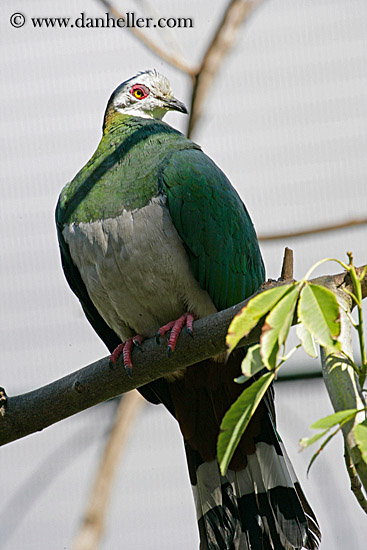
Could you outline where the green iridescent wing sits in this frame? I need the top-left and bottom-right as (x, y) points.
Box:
(161, 148), (265, 311)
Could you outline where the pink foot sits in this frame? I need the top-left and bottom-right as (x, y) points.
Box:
(156, 313), (194, 356)
(110, 335), (144, 377)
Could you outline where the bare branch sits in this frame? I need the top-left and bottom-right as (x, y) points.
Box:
(1, 265), (366, 448)
(136, 0), (185, 59)
(96, 0), (197, 75)
(187, 0), (265, 137)
(258, 217), (367, 242)
(73, 391), (145, 550)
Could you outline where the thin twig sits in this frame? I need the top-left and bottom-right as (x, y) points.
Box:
(73, 392), (146, 550)
(187, 0), (265, 137)
(96, 0), (197, 75)
(135, 0), (185, 59)
(258, 217), (367, 242)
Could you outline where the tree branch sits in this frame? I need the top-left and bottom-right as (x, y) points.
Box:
(1, 265), (366, 447)
(187, 0), (265, 137)
(72, 391), (145, 550)
(96, 0), (197, 75)
(258, 217), (367, 241)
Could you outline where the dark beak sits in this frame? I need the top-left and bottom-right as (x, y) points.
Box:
(164, 97), (188, 114)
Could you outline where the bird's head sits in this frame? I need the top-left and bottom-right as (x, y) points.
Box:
(104, 70), (188, 126)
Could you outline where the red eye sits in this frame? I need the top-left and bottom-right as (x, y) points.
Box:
(130, 84), (149, 100)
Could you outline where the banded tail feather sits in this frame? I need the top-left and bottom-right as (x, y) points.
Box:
(186, 433), (320, 549)
(168, 357), (320, 550)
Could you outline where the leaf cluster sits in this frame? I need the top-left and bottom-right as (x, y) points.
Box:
(218, 256), (367, 477)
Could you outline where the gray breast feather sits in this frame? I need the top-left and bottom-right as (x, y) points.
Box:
(63, 196), (217, 340)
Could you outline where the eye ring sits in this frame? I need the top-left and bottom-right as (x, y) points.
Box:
(130, 84), (150, 100)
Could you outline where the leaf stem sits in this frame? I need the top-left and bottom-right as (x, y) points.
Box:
(278, 344), (301, 364)
(302, 257), (348, 283)
(347, 253), (367, 387)
(306, 415), (355, 475)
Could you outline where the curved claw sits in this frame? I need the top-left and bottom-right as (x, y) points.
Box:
(157, 313), (195, 356)
(133, 335), (144, 352)
(109, 335), (144, 377)
(186, 314), (194, 337)
(125, 365), (133, 378)
(156, 320), (176, 344)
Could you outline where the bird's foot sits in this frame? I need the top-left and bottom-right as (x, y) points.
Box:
(156, 313), (194, 356)
(109, 335), (144, 378)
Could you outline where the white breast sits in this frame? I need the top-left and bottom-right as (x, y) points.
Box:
(63, 196), (217, 341)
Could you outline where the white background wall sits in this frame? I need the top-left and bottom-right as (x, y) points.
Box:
(1, 1), (366, 548)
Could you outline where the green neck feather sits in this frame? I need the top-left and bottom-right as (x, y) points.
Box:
(58, 115), (195, 225)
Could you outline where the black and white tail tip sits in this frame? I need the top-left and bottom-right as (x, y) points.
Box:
(188, 442), (320, 550)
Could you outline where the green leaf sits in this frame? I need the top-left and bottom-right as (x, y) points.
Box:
(306, 425), (342, 475)
(260, 284), (301, 369)
(300, 429), (330, 449)
(240, 344), (264, 380)
(226, 284), (294, 355)
(296, 323), (318, 358)
(234, 374), (248, 384)
(298, 283), (341, 352)
(310, 409), (358, 430)
(300, 409), (359, 449)
(218, 372), (275, 475)
(299, 409), (360, 473)
(354, 420), (367, 464)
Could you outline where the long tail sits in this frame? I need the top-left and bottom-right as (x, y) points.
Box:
(168, 355), (321, 549)
(185, 434), (320, 549)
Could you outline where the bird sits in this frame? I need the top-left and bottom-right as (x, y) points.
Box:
(56, 69), (320, 549)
